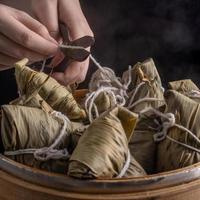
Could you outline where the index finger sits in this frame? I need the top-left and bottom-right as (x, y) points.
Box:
(0, 16), (58, 56)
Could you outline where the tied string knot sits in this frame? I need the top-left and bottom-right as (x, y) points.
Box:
(34, 147), (69, 161)
(142, 108), (200, 154)
(153, 112), (175, 142)
(33, 111), (71, 161)
(4, 111), (71, 161)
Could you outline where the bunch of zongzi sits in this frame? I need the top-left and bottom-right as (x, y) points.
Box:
(1, 56), (200, 181)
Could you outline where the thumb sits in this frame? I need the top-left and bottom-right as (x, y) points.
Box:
(58, 0), (93, 41)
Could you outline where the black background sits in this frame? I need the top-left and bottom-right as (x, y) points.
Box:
(1, 0), (200, 105)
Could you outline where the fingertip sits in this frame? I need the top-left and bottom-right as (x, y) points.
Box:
(46, 42), (59, 56)
(47, 35), (58, 45)
(37, 25), (58, 45)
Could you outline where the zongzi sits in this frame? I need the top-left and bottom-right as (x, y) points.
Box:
(1, 105), (73, 173)
(15, 58), (86, 120)
(123, 58), (165, 113)
(157, 90), (200, 172)
(68, 106), (145, 179)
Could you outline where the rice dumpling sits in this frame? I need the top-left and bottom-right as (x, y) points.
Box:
(157, 90), (200, 172)
(1, 105), (73, 173)
(68, 106), (145, 179)
(15, 58), (86, 120)
(85, 88), (118, 123)
(123, 58), (165, 113)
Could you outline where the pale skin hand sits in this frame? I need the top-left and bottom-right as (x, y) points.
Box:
(32, 0), (94, 85)
(0, 3), (58, 70)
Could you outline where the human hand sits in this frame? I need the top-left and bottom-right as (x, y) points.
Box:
(0, 3), (58, 71)
(32, 0), (94, 85)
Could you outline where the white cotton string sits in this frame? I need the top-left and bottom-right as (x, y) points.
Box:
(186, 90), (200, 99)
(153, 113), (175, 142)
(116, 150), (131, 178)
(85, 86), (118, 112)
(144, 108), (200, 154)
(166, 135), (200, 154)
(90, 55), (112, 77)
(17, 89), (22, 98)
(150, 108), (200, 144)
(116, 94), (126, 106)
(85, 86), (118, 123)
(173, 123), (200, 144)
(33, 111), (71, 161)
(93, 103), (99, 118)
(46, 111), (71, 149)
(40, 59), (46, 72)
(34, 148), (69, 161)
(139, 107), (168, 119)
(127, 82), (146, 107)
(118, 65), (132, 99)
(89, 55), (135, 117)
(127, 97), (164, 110)
(4, 111), (71, 161)
(89, 70), (114, 91)
(59, 44), (85, 50)
(5, 149), (37, 156)
(89, 55), (130, 95)
(123, 65), (132, 88)
(161, 86), (165, 93)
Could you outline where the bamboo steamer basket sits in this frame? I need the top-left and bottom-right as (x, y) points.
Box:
(1, 154), (200, 200)
(1, 90), (200, 200)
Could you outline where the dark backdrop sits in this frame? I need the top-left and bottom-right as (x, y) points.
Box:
(1, 0), (200, 104)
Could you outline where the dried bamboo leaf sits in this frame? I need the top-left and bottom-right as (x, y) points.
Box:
(124, 155), (146, 177)
(168, 79), (200, 103)
(168, 79), (199, 92)
(89, 67), (118, 91)
(68, 106), (145, 179)
(93, 92), (113, 114)
(123, 58), (165, 113)
(67, 122), (89, 154)
(10, 93), (53, 114)
(14, 58), (86, 120)
(129, 109), (163, 174)
(157, 90), (200, 172)
(1, 105), (72, 173)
